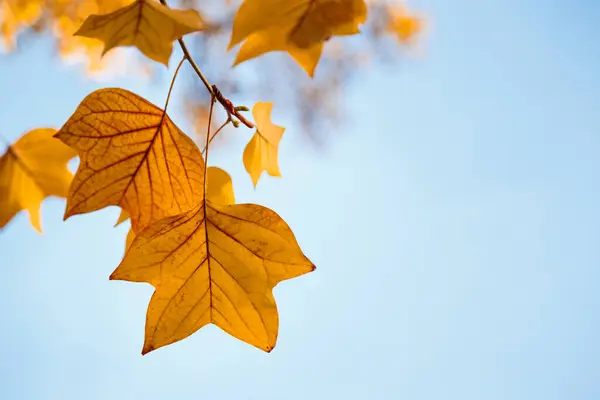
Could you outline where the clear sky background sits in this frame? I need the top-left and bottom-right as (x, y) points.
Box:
(1, 0), (600, 399)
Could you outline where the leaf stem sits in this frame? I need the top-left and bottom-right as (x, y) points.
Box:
(159, 0), (254, 129)
(163, 56), (186, 113)
(201, 117), (231, 155)
(204, 96), (216, 199)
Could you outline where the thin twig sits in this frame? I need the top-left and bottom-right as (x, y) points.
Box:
(204, 96), (215, 199)
(163, 56), (186, 112)
(201, 117), (231, 155)
(159, 0), (254, 129)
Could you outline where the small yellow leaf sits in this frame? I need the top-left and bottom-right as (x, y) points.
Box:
(0, 128), (77, 232)
(387, 6), (422, 43)
(111, 201), (315, 354)
(229, 0), (366, 75)
(74, 0), (205, 66)
(115, 209), (129, 227)
(243, 102), (285, 187)
(207, 167), (235, 206)
(55, 88), (205, 234)
(229, 0), (367, 49)
(233, 27), (323, 77)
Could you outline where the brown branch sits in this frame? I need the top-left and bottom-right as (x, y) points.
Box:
(159, 0), (254, 129)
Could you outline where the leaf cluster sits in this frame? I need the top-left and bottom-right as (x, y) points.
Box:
(0, 0), (422, 354)
(1, 0), (422, 140)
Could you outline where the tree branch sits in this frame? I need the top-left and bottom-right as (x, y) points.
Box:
(159, 0), (254, 129)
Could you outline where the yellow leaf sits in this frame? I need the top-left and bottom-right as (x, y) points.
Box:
(125, 226), (135, 252)
(111, 200), (315, 353)
(55, 88), (205, 234)
(387, 5), (422, 43)
(243, 102), (285, 187)
(0, 128), (77, 232)
(115, 209), (129, 227)
(233, 27), (323, 77)
(74, 0), (205, 66)
(230, 0), (367, 49)
(229, 0), (366, 74)
(207, 166), (235, 206)
(0, 0), (44, 51)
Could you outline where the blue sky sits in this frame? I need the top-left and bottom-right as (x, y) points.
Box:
(1, 0), (600, 398)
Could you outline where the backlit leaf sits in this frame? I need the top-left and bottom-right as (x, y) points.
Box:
(207, 166), (235, 206)
(111, 200), (315, 354)
(243, 102), (285, 187)
(75, 0), (205, 66)
(0, 128), (77, 232)
(115, 209), (129, 227)
(387, 5), (422, 43)
(55, 88), (205, 234)
(125, 226), (136, 252)
(123, 166), (233, 254)
(229, 0), (366, 73)
(233, 27), (323, 77)
(230, 0), (367, 49)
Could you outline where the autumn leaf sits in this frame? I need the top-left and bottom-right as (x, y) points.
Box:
(115, 209), (129, 227)
(387, 5), (422, 43)
(55, 88), (205, 234)
(228, 0), (366, 74)
(111, 165), (314, 353)
(230, 0), (365, 76)
(229, 0), (367, 50)
(125, 226), (136, 252)
(74, 0), (205, 66)
(243, 102), (285, 187)
(122, 166), (231, 257)
(0, 128), (77, 232)
(0, 0), (44, 51)
(233, 28), (323, 77)
(207, 166), (235, 206)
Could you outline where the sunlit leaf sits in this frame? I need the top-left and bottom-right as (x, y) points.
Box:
(115, 209), (129, 226)
(75, 0), (205, 66)
(207, 166), (235, 206)
(55, 88), (205, 234)
(125, 226), (135, 252)
(243, 102), (285, 187)
(387, 5), (422, 43)
(111, 199), (315, 354)
(229, 0), (367, 49)
(233, 27), (323, 77)
(229, 0), (366, 74)
(0, 128), (77, 232)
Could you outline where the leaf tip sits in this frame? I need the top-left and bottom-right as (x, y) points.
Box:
(108, 267), (123, 281)
(62, 208), (75, 221)
(141, 344), (154, 355)
(226, 38), (237, 52)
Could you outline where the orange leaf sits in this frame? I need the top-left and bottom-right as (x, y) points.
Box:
(387, 5), (422, 43)
(233, 27), (323, 77)
(115, 209), (129, 227)
(55, 88), (205, 233)
(111, 199), (314, 353)
(0, 128), (76, 232)
(229, 0), (366, 75)
(243, 102), (285, 187)
(74, 0), (205, 66)
(206, 166), (235, 206)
